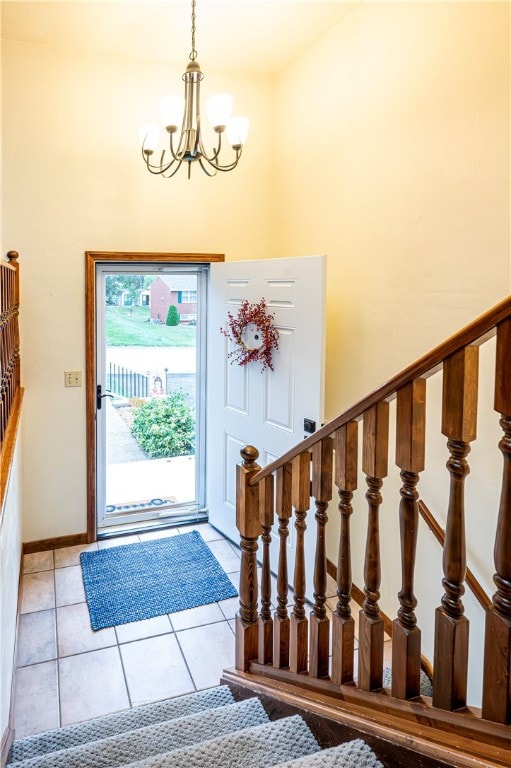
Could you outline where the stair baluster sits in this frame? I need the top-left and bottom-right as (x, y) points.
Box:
(433, 347), (478, 710)
(482, 318), (511, 723)
(289, 451), (310, 673)
(258, 474), (275, 665)
(235, 445), (262, 672)
(331, 422), (358, 686)
(309, 437), (333, 679)
(392, 379), (426, 700)
(273, 462), (292, 669)
(359, 402), (389, 691)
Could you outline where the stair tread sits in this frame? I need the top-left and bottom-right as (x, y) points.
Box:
(8, 685), (234, 764)
(272, 739), (384, 767)
(120, 714), (320, 768)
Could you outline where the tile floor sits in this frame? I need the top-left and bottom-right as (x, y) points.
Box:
(14, 520), (386, 741)
(14, 522), (242, 739)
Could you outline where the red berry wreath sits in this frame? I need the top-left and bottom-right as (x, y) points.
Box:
(220, 298), (279, 371)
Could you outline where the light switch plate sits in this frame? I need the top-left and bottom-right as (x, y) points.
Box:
(65, 370), (82, 387)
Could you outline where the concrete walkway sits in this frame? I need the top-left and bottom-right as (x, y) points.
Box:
(105, 400), (195, 507)
(106, 400), (146, 463)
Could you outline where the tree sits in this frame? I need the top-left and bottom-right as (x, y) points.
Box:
(166, 305), (180, 326)
(105, 275), (153, 306)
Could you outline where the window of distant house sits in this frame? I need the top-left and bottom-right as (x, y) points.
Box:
(178, 290), (197, 303)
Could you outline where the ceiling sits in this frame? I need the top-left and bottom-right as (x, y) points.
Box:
(1, 1), (356, 76)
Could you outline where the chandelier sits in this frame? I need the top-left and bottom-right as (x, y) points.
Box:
(140, 0), (249, 179)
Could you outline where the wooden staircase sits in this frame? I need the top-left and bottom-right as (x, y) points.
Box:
(225, 294), (511, 768)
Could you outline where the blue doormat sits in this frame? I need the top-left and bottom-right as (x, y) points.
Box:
(80, 531), (238, 630)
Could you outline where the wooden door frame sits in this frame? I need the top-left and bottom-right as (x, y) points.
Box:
(85, 251), (225, 543)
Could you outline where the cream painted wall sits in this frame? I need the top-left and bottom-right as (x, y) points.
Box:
(0, 430), (22, 741)
(275, 1), (510, 415)
(274, 1), (509, 705)
(1, 39), (275, 541)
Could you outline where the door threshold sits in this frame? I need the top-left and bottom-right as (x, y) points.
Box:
(97, 510), (209, 539)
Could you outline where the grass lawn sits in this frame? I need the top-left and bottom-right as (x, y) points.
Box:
(106, 306), (196, 347)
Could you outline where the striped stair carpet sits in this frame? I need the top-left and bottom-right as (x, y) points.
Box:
(7, 686), (384, 768)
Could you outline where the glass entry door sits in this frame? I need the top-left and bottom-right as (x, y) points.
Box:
(95, 263), (207, 533)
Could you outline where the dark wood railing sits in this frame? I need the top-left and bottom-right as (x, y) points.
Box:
(0, 251), (22, 515)
(229, 295), (511, 766)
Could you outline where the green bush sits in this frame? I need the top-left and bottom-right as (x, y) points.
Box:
(166, 305), (180, 326)
(130, 392), (195, 458)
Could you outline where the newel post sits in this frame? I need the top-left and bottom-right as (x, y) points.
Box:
(482, 318), (511, 723)
(235, 445), (262, 672)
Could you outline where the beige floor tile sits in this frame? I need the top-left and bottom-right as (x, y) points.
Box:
(206, 539), (241, 574)
(180, 523), (225, 542)
(55, 565), (86, 607)
(170, 602), (226, 632)
(138, 528), (181, 541)
(177, 621), (235, 690)
(59, 647), (130, 725)
(115, 614), (172, 644)
(17, 609), (57, 667)
(218, 596), (239, 621)
(54, 542), (98, 568)
(13, 661), (59, 738)
(120, 633), (194, 707)
(20, 571), (55, 614)
(57, 603), (117, 657)
(22, 550), (54, 574)
(97, 535), (141, 550)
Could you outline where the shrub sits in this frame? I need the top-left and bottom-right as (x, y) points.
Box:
(166, 305), (180, 326)
(130, 391), (195, 458)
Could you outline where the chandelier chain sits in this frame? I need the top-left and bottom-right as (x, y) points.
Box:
(190, 0), (197, 61)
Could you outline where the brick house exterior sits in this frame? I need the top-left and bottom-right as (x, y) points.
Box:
(149, 276), (197, 324)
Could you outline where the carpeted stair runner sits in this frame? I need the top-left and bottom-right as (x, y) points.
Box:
(8, 698), (267, 768)
(7, 686), (384, 768)
(8, 685), (234, 763)
(120, 714), (320, 768)
(272, 739), (384, 767)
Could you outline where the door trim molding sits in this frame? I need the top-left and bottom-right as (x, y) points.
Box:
(85, 251), (225, 543)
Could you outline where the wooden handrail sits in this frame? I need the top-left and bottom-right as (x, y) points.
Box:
(251, 294), (511, 485)
(418, 500), (492, 612)
(0, 251), (22, 522)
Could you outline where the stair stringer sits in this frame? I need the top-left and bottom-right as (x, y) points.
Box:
(222, 668), (511, 768)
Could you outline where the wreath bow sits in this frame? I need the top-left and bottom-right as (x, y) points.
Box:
(220, 298), (279, 371)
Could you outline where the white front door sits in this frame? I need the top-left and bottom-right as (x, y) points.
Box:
(207, 255), (326, 590)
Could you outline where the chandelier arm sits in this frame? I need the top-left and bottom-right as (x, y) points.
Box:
(167, 131), (185, 163)
(198, 158), (217, 176)
(201, 147), (242, 173)
(141, 145), (182, 176)
(199, 130), (223, 163)
(162, 159), (185, 178)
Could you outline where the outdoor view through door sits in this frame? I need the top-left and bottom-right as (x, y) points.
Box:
(96, 265), (207, 533)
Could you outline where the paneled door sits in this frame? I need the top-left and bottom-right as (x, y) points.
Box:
(207, 255), (326, 595)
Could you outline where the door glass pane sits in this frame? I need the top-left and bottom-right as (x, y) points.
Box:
(99, 269), (203, 530)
